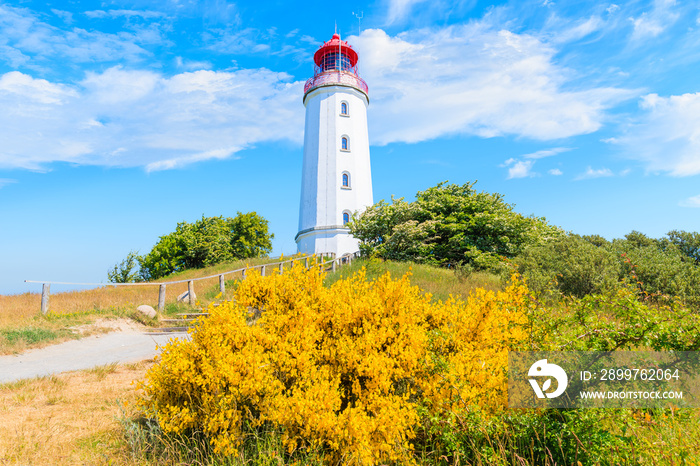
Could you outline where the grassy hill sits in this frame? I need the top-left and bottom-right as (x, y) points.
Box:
(0, 256), (304, 354)
(3, 258), (700, 465)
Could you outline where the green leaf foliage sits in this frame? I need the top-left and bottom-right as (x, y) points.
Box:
(138, 213), (273, 281)
(515, 234), (620, 298)
(108, 250), (141, 283)
(515, 230), (700, 308)
(349, 181), (561, 269)
(666, 229), (700, 264)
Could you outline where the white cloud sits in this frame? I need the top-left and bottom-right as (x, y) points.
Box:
(352, 27), (632, 145)
(548, 168), (563, 175)
(552, 16), (604, 43)
(0, 69), (304, 171)
(502, 147), (569, 178)
(204, 27), (307, 61)
(576, 167), (614, 179)
(175, 56), (213, 71)
(84, 10), (166, 20)
(680, 194), (700, 208)
(386, 0), (431, 24)
(617, 92), (700, 176)
(82, 67), (159, 104)
(0, 5), (155, 67)
(629, 0), (679, 40)
(0, 178), (17, 188)
(0, 71), (77, 104)
(507, 160), (536, 179)
(51, 9), (73, 24)
(522, 147), (571, 159)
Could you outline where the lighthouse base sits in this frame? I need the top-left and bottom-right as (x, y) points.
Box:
(295, 226), (359, 257)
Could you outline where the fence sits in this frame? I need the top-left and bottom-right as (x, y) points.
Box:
(25, 252), (360, 315)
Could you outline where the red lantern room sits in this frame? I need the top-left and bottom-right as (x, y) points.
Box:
(303, 33), (368, 102)
(313, 33), (358, 72)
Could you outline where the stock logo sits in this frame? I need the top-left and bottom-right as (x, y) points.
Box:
(528, 359), (568, 399)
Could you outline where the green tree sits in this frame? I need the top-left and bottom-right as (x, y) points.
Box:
(349, 181), (561, 268)
(612, 236), (700, 307)
(515, 234), (620, 298)
(623, 230), (659, 248)
(229, 211), (275, 258)
(666, 229), (700, 264)
(138, 213), (273, 281)
(516, 230), (700, 308)
(107, 250), (141, 283)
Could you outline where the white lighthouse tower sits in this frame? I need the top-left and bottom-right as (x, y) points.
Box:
(295, 34), (373, 257)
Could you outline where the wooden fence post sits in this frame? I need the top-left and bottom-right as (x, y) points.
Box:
(219, 274), (225, 295)
(332, 258), (337, 272)
(188, 280), (195, 306)
(242, 268), (247, 280)
(158, 284), (166, 312)
(261, 265), (266, 277)
(305, 257), (309, 268)
(279, 262), (284, 274)
(41, 283), (50, 315)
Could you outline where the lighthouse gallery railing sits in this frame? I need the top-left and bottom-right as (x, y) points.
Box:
(304, 71), (368, 95)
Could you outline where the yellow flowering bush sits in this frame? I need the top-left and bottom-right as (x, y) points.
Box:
(138, 261), (531, 464)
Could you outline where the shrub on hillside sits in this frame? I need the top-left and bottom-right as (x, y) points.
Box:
(349, 181), (561, 271)
(456, 276), (700, 465)
(137, 262), (531, 464)
(666, 229), (700, 264)
(612, 234), (700, 308)
(516, 230), (700, 308)
(138, 213), (273, 280)
(515, 234), (621, 299)
(533, 285), (700, 352)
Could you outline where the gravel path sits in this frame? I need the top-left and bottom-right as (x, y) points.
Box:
(0, 329), (189, 384)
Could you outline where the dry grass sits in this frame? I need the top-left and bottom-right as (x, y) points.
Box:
(6, 256), (283, 323)
(0, 360), (152, 465)
(0, 256), (298, 355)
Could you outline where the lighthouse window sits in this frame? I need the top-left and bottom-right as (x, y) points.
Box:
(341, 136), (349, 151)
(343, 211), (350, 225)
(340, 102), (348, 116)
(342, 172), (350, 188)
(320, 52), (351, 72)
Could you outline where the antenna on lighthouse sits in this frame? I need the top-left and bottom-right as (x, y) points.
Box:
(353, 11), (363, 35)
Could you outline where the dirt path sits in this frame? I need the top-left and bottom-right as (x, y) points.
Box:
(0, 320), (188, 384)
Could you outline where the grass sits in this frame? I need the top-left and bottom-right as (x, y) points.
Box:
(324, 257), (504, 301)
(1, 327), (60, 345)
(0, 361), (151, 465)
(3, 258), (700, 464)
(0, 255), (301, 355)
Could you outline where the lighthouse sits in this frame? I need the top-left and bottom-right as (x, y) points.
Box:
(295, 33), (373, 257)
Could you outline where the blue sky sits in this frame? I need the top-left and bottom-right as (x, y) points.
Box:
(1, 0), (700, 295)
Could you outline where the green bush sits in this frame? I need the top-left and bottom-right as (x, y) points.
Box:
(612, 237), (700, 308)
(516, 231), (700, 309)
(515, 234), (621, 299)
(138, 213), (273, 281)
(349, 181), (561, 269)
(666, 229), (700, 264)
(428, 409), (636, 466)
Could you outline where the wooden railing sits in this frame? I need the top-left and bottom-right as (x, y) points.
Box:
(25, 252), (361, 315)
